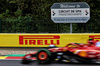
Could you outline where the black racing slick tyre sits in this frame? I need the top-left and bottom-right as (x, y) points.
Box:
(36, 49), (51, 64)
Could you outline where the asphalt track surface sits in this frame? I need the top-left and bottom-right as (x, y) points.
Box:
(0, 60), (100, 66)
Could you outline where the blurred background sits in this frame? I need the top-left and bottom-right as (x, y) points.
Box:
(0, 0), (100, 33)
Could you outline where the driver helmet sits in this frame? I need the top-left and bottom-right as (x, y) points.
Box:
(49, 44), (57, 48)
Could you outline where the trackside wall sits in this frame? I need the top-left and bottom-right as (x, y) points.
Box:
(0, 33), (100, 47)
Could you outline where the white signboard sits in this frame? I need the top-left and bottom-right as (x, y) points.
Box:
(51, 2), (90, 23)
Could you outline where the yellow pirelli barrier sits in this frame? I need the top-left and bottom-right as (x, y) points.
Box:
(0, 33), (100, 47)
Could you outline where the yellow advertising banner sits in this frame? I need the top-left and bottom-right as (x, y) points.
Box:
(0, 33), (100, 47)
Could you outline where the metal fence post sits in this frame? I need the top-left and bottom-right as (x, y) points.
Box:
(57, 23), (60, 33)
(0, 18), (1, 33)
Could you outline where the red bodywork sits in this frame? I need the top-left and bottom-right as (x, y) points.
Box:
(23, 41), (100, 60)
(48, 43), (100, 60)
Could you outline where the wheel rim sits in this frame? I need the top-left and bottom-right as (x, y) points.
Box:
(38, 52), (48, 60)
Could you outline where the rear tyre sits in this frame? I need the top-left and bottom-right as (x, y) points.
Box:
(36, 49), (51, 64)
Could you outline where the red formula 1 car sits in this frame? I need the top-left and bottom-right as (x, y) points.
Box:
(22, 40), (100, 64)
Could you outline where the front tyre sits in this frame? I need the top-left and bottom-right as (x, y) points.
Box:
(36, 49), (51, 64)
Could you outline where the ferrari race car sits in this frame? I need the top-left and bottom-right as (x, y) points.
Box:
(22, 42), (100, 64)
